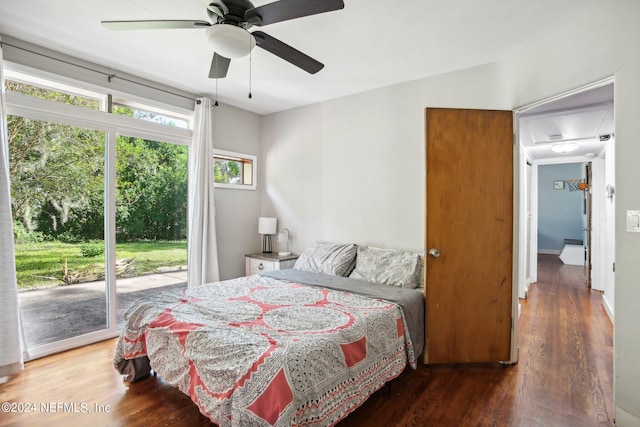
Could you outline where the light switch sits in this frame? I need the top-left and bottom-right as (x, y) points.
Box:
(627, 210), (640, 232)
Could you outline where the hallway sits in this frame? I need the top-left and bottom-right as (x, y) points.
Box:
(512, 254), (613, 425)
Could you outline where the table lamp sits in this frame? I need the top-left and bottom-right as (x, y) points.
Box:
(258, 217), (277, 253)
(277, 228), (291, 256)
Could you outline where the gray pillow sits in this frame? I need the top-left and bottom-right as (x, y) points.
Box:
(349, 246), (421, 289)
(293, 242), (357, 276)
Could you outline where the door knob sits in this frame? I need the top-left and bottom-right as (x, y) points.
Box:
(428, 248), (440, 258)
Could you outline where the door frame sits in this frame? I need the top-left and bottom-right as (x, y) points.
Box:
(515, 76), (614, 300)
(510, 111), (520, 363)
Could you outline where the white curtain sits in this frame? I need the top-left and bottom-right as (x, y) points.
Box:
(0, 38), (25, 378)
(187, 98), (220, 287)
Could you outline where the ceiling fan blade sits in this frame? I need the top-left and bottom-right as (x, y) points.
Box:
(101, 20), (211, 31)
(209, 53), (231, 78)
(253, 31), (323, 74)
(246, 0), (344, 26)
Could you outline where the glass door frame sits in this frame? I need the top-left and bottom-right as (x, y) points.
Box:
(5, 89), (192, 360)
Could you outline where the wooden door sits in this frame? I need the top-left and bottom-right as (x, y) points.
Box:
(424, 108), (514, 364)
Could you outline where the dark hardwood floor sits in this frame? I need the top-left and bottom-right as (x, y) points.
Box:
(340, 254), (614, 426)
(0, 254), (613, 426)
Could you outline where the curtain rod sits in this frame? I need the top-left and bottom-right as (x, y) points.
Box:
(1, 41), (197, 103)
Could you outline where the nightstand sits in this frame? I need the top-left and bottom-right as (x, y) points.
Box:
(245, 253), (298, 276)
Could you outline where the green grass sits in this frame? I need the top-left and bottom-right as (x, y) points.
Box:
(15, 240), (187, 290)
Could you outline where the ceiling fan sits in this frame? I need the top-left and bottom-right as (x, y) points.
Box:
(102, 0), (344, 79)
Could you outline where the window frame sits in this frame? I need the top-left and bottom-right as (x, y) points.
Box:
(111, 97), (192, 129)
(5, 69), (106, 110)
(212, 149), (257, 191)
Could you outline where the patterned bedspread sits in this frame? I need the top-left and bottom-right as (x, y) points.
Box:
(114, 273), (418, 426)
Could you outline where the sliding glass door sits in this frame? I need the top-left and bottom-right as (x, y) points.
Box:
(114, 133), (188, 328)
(9, 116), (110, 351)
(10, 122), (189, 354)
(4, 71), (193, 359)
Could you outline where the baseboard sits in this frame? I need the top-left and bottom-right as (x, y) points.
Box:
(538, 249), (561, 255)
(602, 294), (615, 325)
(518, 302), (522, 318)
(615, 405), (640, 427)
(524, 278), (532, 298)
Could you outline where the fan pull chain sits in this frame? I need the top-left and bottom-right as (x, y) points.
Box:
(214, 74), (219, 107)
(248, 32), (253, 99)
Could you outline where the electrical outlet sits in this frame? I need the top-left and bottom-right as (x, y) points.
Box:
(627, 210), (640, 232)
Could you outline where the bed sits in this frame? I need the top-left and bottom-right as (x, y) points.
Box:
(114, 243), (424, 426)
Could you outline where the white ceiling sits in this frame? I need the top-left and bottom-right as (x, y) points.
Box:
(0, 0), (613, 161)
(0, 0), (601, 115)
(520, 84), (614, 161)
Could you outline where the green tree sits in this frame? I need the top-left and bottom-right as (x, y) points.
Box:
(7, 80), (187, 243)
(8, 116), (104, 240)
(116, 136), (187, 241)
(214, 158), (241, 183)
(7, 80), (104, 240)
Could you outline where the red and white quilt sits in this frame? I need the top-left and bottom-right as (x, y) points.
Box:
(114, 273), (417, 426)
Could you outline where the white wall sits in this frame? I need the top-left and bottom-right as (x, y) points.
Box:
(261, 63), (512, 254)
(592, 142), (616, 315)
(591, 157), (606, 293)
(612, 57), (640, 427)
(211, 103), (262, 280)
(603, 140), (616, 321)
(261, 0), (640, 423)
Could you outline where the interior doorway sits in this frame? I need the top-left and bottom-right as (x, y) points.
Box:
(516, 79), (615, 322)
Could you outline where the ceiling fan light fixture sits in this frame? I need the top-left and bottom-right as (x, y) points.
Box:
(550, 142), (579, 153)
(206, 24), (256, 59)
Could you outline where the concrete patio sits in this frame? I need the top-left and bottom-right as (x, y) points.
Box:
(18, 270), (188, 347)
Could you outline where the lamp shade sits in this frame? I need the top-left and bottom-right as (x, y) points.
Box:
(206, 24), (256, 59)
(258, 217), (277, 235)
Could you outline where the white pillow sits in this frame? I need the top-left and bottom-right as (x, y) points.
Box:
(293, 242), (357, 276)
(349, 246), (422, 289)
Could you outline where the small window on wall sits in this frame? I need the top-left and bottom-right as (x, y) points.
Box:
(213, 149), (256, 190)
